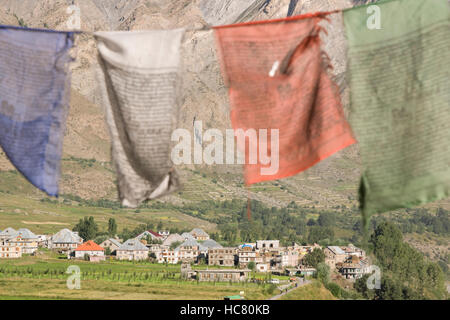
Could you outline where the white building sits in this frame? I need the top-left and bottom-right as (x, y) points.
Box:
(99, 238), (122, 254)
(0, 243), (22, 258)
(157, 248), (179, 264)
(49, 229), (83, 252)
(74, 240), (105, 260)
(6, 228), (39, 254)
(116, 239), (149, 261)
(256, 240), (279, 250)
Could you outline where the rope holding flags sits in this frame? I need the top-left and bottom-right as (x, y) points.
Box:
(0, 0), (448, 219)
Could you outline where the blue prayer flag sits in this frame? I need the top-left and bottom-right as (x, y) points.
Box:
(0, 26), (74, 196)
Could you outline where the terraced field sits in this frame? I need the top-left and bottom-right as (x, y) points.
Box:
(0, 252), (280, 300)
(0, 192), (216, 235)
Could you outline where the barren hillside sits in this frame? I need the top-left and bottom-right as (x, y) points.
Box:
(0, 0), (448, 212)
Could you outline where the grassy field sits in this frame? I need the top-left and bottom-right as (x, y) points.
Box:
(280, 281), (337, 300)
(0, 252), (280, 300)
(0, 192), (216, 235)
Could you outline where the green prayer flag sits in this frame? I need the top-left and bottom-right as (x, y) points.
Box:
(344, 0), (450, 224)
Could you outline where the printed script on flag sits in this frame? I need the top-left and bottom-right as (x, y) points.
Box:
(344, 0), (450, 220)
(95, 29), (184, 208)
(0, 26), (74, 196)
(214, 14), (356, 185)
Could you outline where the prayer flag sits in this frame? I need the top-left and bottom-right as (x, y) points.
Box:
(214, 14), (356, 185)
(344, 0), (450, 222)
(95, 29), (184, 208)
(0, 26), (74, 196)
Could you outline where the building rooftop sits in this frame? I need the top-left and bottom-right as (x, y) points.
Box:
(107, 238), (122, 247)
(136, 230), (163, 240)
(190, 228), (209, 237)
(51, 229), (83, 243)
(118, 238), (149, 251)
(11, 228), (38, 240)
(175, 238), (201, 251)
(201, 239), (223, 249)
(75, 240), (104, 251)
(162, 233), (184, 246)
(181, 232), (195, 240)
(0, 227), (16, 236)
(328, 246), (346, 255)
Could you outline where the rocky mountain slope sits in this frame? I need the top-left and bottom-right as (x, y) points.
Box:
(0, 0), (448, 212)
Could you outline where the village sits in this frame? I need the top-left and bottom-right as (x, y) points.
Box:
(0, 226), (371, 283)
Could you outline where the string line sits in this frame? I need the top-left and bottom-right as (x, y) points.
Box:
(0, 9), (341, 35)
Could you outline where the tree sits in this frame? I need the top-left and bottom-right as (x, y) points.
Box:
(307, 226), (334, 244)
(354, 274), (375, 300)
(370, 222), (403, 269)
(247, 261), (256, 271)
(108, 218), (117, 236)
(367, 222), (446, 300)
(303, 248), (325, 268)
(318, 212), (336, 227)
(378, 277), (403, 300)
(73, 216), (98, 240)
(315, 262), (330, 284)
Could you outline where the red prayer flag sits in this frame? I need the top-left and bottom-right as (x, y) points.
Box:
(214, 13), (356, 185)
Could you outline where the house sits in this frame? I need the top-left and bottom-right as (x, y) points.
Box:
(256, 240), (279, 250)
(36, 235), (48, 247)
(0, 227), (17, 241)
(256, 263), (269, 273)
(74, 240), (105, 261)
(279, 249), (300, 268)
(0, 244), (22, 258)
(297, 266), (316, 277)
(175, 238), (202, 262)
(339, 256), (370, 279)
(135, 230), (164, 243)
(324, 246), (347, 269)
(157, 248), (179, 264)
(116, 238), (149, 261)
(162, 233), (185, 247)
(208, 247), (236, 266)
(189, 228), (209, 241)
(238, 245), (262, 268)
(6, 228), (39, 254)
(197, 269), (251, 282)
(49, 229), (83, 252)
(180, 262), (196, 279)
(343, 244), (366, 258)
(260, 249), (281, 269)
(100, 238), (122, 255)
